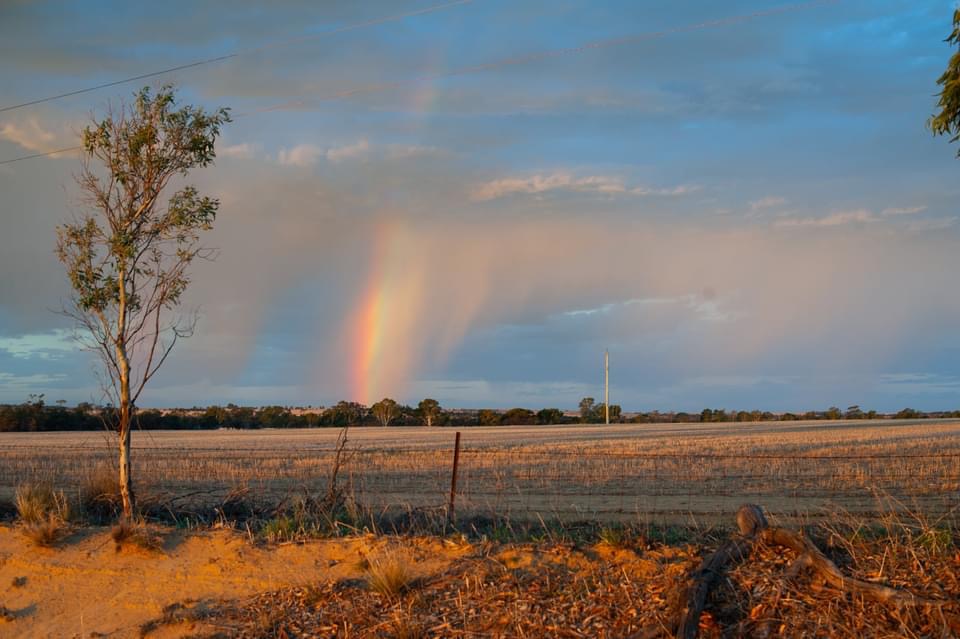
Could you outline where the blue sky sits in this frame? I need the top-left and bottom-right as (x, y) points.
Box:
(1, 0), (960, 411)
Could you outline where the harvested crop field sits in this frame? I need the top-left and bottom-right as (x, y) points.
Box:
(1, 419), (959, 526)
(0, 420), (960, 525)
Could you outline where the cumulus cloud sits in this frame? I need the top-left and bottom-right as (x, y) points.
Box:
(0, 118), (55, 151)
(470, 171), (696, 202)
(0, 115), (78, 158)
(325, 139), (369, 163)
(274, 145), (314, 167)
(218, 143), (256, 160)
(276, 140), (371, 166)
(276, 143), (323, 167)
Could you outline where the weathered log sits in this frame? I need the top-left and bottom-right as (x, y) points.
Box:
(671, 504), (944, 639)
(760, 526), (943, 608)
(675, 504), (767, 639)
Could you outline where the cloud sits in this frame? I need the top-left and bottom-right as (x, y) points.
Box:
(775, 209), (878, 228)
(560, 295), (732, 322)
(749, 196), (787, 211)
(0, 329), (76, 360)
(276, 144), (323, 167)
(386, 144), (446, 160)
(908, 216), (958, 232)
(276, 140), (370, 166)
(877, 373), (960, 395)
(218, 143), (256, 160)
(470, 171), (696, 202)
(0, 117), (55, 151)
(881, 205), (926, 217)
(0, 115), (77, 158)
(0, 371), (68, 391)
(325, 139), (369, 163)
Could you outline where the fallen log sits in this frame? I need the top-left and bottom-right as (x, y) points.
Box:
(674, 505), (768, 639)
(760, 525), (943, 608)
(671, 504), (945, 639)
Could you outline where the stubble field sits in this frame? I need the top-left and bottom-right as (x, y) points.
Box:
(2, 419), (958, 526)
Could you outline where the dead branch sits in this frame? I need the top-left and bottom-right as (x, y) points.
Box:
(674, 504), (767, 639)
(759, 525), (945, 608)
(672, 504), (946, 639)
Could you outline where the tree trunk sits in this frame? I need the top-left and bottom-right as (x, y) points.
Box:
(118, 369), (135, 519)
(116, 271), (135, 520)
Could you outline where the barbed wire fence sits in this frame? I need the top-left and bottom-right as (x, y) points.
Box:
(1, 432), (958, 526)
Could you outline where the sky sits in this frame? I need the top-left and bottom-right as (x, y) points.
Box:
(1, 0), (959, 412)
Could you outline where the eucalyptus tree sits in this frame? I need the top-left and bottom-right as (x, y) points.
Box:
(57, 85), (229, 518)
(931, 9), (960, 153)
(371, 397), (399, 427)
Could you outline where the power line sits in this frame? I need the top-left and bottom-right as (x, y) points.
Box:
(0, 145), (81, 164)
(0, 0), (839, 166)
(0, 0), (474, 115)
(0, 54), (238, 114)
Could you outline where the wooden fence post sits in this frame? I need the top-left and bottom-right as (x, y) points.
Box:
(448, 431), (461, 523)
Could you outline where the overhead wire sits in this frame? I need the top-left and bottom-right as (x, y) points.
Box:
(0, 0), (474, 114)
(0, 0), (840, 166)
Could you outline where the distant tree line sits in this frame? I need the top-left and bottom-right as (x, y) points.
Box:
(1, 395), (958, 433)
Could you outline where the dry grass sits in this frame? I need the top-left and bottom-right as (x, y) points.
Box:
(16, 482), (71, 547)
(364, 549), (417, 598)
(110, 519), (163, 553)
(14, 482), (67, 525)
(22, 513), (70, 547)
(2, 421), (958, 528)
(78, 463), (121, 521)
(149, 517), (960, 638)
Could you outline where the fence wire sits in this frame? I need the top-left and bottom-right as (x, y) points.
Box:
(2, 436), (959, 525)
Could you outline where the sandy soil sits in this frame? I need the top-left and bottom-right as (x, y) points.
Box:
(0, 524), (471, 639)
(2, 521), (958, 638)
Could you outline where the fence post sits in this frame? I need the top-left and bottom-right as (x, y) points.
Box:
(448, 431), (461, 523)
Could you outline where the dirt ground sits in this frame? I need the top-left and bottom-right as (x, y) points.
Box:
(2, 521), (958, 639)
(0, 524), (471, 638)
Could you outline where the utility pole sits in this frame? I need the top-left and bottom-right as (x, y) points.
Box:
(604, 349), (610, 425)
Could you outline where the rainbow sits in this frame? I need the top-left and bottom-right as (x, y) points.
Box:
(347, 221), (425, 405)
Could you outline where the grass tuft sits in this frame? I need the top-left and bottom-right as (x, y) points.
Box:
(598, 525), (631, 549)
(16, 482), (71, 547)
(23, 513), (70, 547)
(365, 551), (416, 598)
(15, 482), (68, 525)
(78, 464), (121, 521)
(111, 519), (163, 553)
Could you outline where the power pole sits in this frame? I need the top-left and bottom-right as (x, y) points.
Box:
(604, 349), (610, 425)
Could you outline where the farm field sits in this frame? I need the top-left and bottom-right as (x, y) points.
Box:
(2, 419), (958, 526)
